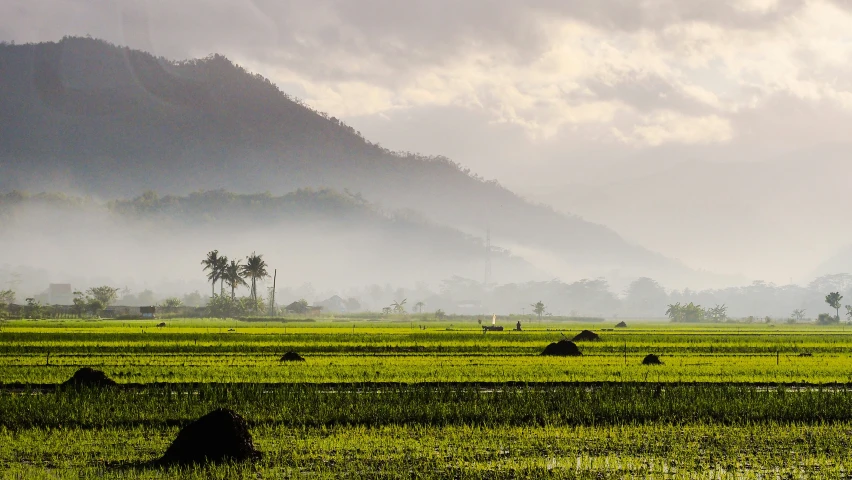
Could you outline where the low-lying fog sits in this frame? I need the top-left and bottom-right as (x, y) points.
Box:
(3, 200), (852, 319)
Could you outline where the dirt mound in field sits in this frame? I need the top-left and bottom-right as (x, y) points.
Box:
(160, 409), (261, 465)
(615, 321), (627, 328)
(798, 352), (813, 357)
(540, 340), (582, 356)
(642, 354), (662, 365)
(571, 330), (600, 342)
(61, 368), (116, 388)
(279, 352), (305, 362)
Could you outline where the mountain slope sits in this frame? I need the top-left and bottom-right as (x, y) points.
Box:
(0, 37), (704, 286)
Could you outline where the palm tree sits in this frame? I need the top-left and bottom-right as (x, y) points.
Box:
(531, 301), (545, 319)
(240, 252), (269, 309)
(414, 301), (425, 313)
(216, 255), (228, 296)
(391, 299), (407, 314)
(224, 260), (248, 299)
(826, 292), (843, 322)
(201, 250), (224, 297)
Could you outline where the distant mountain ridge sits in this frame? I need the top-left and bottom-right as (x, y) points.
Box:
(0, 36), (710, 286)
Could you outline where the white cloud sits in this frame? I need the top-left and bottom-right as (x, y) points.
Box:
(4, 0), (852, 147)
(616, 112), (734, 146)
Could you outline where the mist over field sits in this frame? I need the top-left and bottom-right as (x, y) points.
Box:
(0, 191), (544, 310)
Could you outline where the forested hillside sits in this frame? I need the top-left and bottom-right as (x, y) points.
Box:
(0, 37), (703, 285)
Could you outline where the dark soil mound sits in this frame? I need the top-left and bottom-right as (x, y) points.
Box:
(160, 409), (261, 465)
(482, 326), (504, 332)
(279, 352), (305, 362)
(798, 352), (813, 357)
(642, 354), (663, 365)
(572, 330), (600, 342)
(615, 321), (627, 328)
(540, 340), (582, 356)
(61, 368), (116, 387)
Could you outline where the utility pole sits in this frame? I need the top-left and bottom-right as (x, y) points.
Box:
(269, 269), (277, 316)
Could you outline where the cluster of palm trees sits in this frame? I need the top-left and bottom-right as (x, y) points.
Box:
(201, 250), (268, 304)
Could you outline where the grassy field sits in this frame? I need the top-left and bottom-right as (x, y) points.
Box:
(3, 318), (852, 477)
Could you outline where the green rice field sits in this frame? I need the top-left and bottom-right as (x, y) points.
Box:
(3, 318), (852, 477)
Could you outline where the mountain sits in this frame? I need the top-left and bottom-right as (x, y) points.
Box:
(0, 37), (710, 287)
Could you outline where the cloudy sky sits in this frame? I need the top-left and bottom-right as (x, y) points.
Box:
(4, 0), (852, 283)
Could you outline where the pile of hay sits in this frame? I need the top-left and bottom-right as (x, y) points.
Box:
(61, 368), (116, 388)
(160, 409), (261, 465)
(642, 354), (662, 365)
(571, 330), (600, 342)
(279, 352), (305, 362)
(615, 321), (627, 328)
(540, 340), (582, 356)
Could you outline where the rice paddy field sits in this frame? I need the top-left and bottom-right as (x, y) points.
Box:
(3, 318), (852, 478)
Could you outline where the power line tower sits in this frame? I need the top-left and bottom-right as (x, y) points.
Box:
(484, 226), (492, 288)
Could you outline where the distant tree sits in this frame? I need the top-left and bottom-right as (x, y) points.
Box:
(817, 313), (838, 325)
(207, 294), (242, 319)
(224, 260), (247, 299)
(666, 302), (704, 322)
(201, 250), (225, 297)
(624, 277), (668, 316)
(682, 303), (705, 323)
(86, 286), (119, 307)
(72, 291), (86, 318)
(707, 304), (728, 323)
(240, 252), (269, 309)
(0, 289), (15, 305)
(0, 290), (14, 319)
(791, 309), (806, 323)
(182, 291), (205, 308)
(847, 305), (852, 322)
(414, 301), (425, 313)
(160, 297), (182, 313)
(137, 289), (155, 306)
(23, 298), (44, 319)
(531, 301), (546, 319)
(391, 299), (407, 314)
(435, 309), (446, 320)
(666, 303), (683, 322)
(381, 307), (391, 315)
(86, 298), (105, 317)
(285, 299), (310, 314)
(825, 292), (843, 322)
(344, 297), (361, 312)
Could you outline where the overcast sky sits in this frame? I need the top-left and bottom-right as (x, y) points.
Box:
(4, 0), (852, 283)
